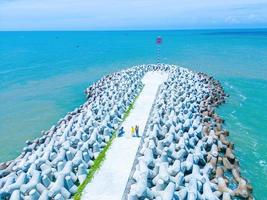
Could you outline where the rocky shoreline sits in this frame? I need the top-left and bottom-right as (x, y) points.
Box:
(0, 64), (252, 200)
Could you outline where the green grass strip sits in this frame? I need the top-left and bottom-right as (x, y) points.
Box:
(73, 134), (116, 200)
(123, 85), (144, 121)
(73, 84), (144, 200)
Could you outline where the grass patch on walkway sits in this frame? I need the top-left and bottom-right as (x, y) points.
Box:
(73, 84), (144, 200)
(123, 85), (144, 121)
(73, 134), (116, 200)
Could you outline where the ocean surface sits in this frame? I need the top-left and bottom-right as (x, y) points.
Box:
(0, 29), (266, 198)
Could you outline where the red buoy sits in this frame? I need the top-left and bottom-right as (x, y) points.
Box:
(156, 36), (162, 45)
(156, 36), (162, 64)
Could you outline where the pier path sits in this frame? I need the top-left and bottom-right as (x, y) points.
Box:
(81, 71), (168, 200)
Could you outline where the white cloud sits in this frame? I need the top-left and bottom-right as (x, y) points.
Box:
(225, 16), (241, 24)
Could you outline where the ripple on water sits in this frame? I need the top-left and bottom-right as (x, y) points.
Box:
(239, 93), (247, 101)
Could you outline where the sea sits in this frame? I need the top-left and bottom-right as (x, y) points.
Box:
(0, 29), (266, 199)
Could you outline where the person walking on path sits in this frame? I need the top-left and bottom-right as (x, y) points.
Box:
(130, 126), (135, 137)
(135, 125), (139, 137)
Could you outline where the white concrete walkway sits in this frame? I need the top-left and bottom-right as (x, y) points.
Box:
(81, 71), (168, 200)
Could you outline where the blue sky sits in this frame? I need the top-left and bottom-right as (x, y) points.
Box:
(0, 0), (267, 30)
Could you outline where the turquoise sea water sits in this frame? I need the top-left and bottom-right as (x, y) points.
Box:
(0, 29), (266, 198)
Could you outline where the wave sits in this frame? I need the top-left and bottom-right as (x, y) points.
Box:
(224, 81), (247, 102)
(224, 81), (234, 89)
(259, 160), (267, 168)
(239, 93), (247, 101)
(0, 65), (42, 75)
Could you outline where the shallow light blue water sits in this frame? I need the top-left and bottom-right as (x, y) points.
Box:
(0, 29), (267, 198)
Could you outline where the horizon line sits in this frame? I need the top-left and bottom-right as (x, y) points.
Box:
(1, 27), (267, 32)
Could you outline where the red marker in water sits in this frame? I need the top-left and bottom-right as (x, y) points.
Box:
(156, 36), (162, 64)
(156, 36), (162, 45)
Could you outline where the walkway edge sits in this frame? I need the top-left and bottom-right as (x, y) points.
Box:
(121, 83), (163, 200)
(75, 84), (144, 200)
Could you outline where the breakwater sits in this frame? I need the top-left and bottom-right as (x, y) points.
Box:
(0, 64), (252, 200)
(0, 65), (147, 199)
(125, 67), (253, 199)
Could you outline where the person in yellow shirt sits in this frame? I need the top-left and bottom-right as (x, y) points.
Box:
(130, 126), (135, 137)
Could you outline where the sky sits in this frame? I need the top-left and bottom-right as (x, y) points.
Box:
(0, 0), (267, 30)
